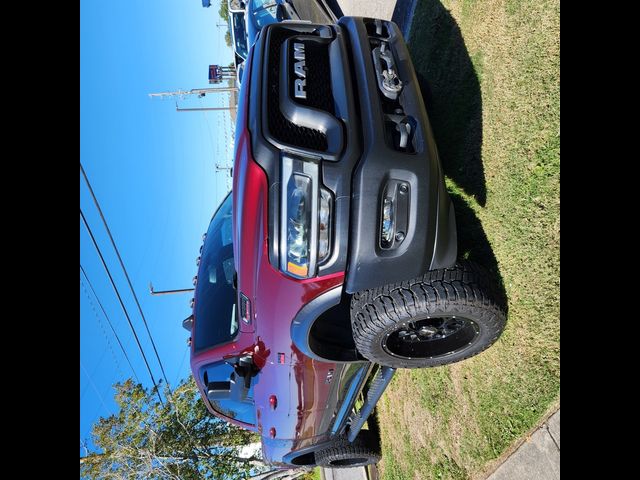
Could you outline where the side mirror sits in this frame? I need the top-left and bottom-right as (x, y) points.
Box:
(182, 314), (194, 331)
(207, 381), (231, 400)
(229, 374), (250, 402)
(276, 3), (286, 21)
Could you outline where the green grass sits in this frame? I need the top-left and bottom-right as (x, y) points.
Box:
(299, 467), (321, 480)
(376, 1), (559, 479)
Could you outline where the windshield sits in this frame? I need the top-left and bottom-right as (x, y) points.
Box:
(232, 12), (248, 59)
(250, 0), (278, 29)
(204, 361), (256, 425)
(193, 193), (238, 352)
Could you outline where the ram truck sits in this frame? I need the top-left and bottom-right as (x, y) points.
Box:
(185, 17), (506, 468)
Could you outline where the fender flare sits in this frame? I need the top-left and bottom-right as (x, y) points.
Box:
(290, 285), (361, 362)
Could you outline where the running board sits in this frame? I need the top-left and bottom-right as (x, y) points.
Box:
(346, 366), (396, 443)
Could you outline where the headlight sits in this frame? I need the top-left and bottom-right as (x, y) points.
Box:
(280, 156), (332, 278)
(285, 173), (312, 276)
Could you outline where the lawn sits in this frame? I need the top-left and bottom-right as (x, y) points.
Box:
(375, 0), (560, 479)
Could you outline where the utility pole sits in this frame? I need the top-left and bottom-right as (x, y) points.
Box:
(176, 104), (234, 112)
(150, 87), (237, 114)
(216, 164), (233, 192)
(215, 164), (233, 175)
(148, 86), (238, 100)
(149, 283), (195, 296)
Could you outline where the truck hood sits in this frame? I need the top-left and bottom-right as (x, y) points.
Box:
(232, 127), (267, 335)
(232, 45), (266, 334)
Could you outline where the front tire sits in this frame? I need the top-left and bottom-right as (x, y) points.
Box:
(350, 260), (506, 368)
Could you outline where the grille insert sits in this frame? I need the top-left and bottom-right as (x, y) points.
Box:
(266, 27), (334, 152)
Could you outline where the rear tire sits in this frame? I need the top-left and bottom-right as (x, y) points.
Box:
(350, 260), (506, 368)
(315, 430), (380, 468)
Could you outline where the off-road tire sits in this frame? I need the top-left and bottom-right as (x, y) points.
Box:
(315, 430), (380, 468)
(350, 260), (506, 368)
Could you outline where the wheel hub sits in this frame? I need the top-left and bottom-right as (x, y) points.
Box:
(382, 316), (480, 359)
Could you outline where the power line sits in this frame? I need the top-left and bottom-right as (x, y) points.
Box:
(80, 264), (140, 382)
(81, 380), (117, 441)
(80, 345), (108, 402)
(80, 360), (110, 413)
(80, 209), (164, 404)
(81, 280), (125, 379)
(174, 345), (190, 387)
(80, 163), (170, 389)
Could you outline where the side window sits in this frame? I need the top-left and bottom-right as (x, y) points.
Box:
(193, 193), (237, 352)
(222, 257), (235, 285)
(220, 211), (233, 247)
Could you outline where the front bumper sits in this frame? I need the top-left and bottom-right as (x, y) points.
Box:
(338, 17), (457, 293)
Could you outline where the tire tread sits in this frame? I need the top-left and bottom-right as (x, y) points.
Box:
(350, 260), (506, 368)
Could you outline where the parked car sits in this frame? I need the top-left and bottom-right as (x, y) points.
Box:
(275, 0), (337, 23)
(244, 0), (338, 47)
(235, 61), (246, 89)
(228, 6), (249, 61)
(245, 0), (279, 45)
(187, 16), (507, 469)
(228, 0), (245, 14)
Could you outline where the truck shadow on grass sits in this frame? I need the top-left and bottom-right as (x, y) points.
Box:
(408, 0), (486, 208)
(450, 192), (508, 312)
(409, 0), (507, 309)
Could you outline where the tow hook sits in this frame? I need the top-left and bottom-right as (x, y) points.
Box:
(374, 19), (384, 37)
(385, 113), (415, 151)
(372, 41), (403, 100)
(396, 119), (412, 149)
(382, 68), (402, 94)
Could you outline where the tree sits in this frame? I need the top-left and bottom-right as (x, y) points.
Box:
(225, 29), (233, 47)
(80, 377), (264, 479)
(219, 0), (229, 22)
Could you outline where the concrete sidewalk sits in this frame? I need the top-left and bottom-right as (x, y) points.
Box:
(320, 466), (368, 480)
(321, 463), (378, 480)
(331, 0), (419, 38)
(486, 410), (560, 480)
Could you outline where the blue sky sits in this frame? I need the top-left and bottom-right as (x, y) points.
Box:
(80, 0), (234, 455)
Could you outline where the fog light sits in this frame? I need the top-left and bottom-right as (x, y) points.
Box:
(318, 189), (332, 263)
(381, 197), (394, 248)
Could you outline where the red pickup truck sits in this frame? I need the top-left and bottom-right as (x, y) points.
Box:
(185, 17), (506, 469)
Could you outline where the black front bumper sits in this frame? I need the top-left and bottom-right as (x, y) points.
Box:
(338, 17), (457, 293)
(247, 18), (456, 293)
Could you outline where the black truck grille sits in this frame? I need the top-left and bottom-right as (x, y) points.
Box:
(266, 28), (334, 152)
(294, 40), (334, 115)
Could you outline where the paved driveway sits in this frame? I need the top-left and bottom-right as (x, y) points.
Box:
(329, 0), (417, 36)
(333, 0), (395, 20)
